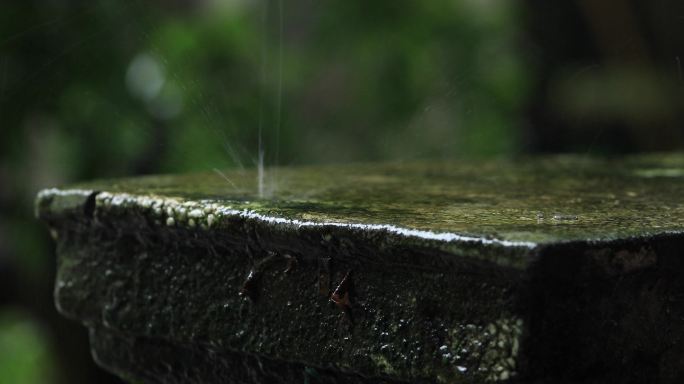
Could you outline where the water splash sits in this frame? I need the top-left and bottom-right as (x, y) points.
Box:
(256, 0), (284, 199)
(256, 0), (268, 199)
(258, 148), (265, 198)
(212, 168), (236, 189)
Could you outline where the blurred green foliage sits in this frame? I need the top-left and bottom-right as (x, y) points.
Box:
(2, 1), (530, 183)
(0, 309), (56, 384)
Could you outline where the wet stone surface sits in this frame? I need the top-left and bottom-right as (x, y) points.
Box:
(36, 154), (684, 383)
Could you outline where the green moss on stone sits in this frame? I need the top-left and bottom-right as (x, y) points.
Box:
(40, 153), (684, 247)
(35, 154), (684, 383)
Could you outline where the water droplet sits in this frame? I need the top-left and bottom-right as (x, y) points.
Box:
(552, 214), (578, 221)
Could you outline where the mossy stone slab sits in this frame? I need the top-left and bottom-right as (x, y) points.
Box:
(36, 154), (684, 383)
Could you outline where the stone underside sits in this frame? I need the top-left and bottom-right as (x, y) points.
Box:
(36, 155), (684, 383)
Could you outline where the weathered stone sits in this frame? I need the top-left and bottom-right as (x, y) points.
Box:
(36, 154), (684, 383)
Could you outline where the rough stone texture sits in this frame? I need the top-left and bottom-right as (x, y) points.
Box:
(36, 154), (684, 383)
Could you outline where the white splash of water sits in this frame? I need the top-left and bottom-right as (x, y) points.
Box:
(258, 147), (265, 198)
(255, 0), (284, 199)
(212, 168), (236, 189)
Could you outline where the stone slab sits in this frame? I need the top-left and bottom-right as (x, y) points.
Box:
(36, 154), (684, 383)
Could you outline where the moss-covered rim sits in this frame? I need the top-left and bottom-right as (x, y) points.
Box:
(36, 153), (684, 245)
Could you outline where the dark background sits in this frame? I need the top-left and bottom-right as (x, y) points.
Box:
(1, 0), (683, 382)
